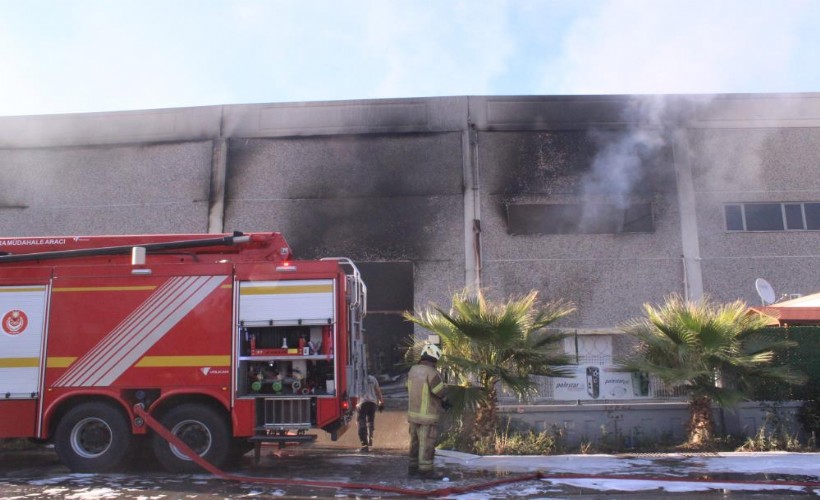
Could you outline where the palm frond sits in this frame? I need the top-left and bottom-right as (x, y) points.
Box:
(620, 293), (804, 411)
(403, 287), (576, 415)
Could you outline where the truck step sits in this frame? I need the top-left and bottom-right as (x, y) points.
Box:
(249, 434), (317, 443)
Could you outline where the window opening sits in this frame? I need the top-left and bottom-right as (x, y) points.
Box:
(725, 202), (820, 232)
(506, 202), (654, 235)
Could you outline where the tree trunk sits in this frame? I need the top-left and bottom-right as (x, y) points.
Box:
(473, 386), (498, 446)
(687, 395), (714, 446)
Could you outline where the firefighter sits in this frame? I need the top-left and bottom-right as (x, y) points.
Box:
(406, 343), (450, 479)
(356, 373), (384, 452)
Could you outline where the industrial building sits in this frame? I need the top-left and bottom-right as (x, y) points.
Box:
(2, 93), (819, 400)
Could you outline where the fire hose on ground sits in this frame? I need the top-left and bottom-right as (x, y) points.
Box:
(133, 405), (820, 497)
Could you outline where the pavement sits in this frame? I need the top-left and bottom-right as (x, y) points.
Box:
(314, 406), (820, 497)
(2, 441), (819, 498)
(434, 449), (820, 497)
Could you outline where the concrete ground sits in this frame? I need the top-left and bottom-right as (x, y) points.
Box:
(315, 406), (411, 450)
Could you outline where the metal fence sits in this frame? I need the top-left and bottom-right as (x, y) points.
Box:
(750, 326), (820, 401)
(498, 331), (688, 404)
(494, 327), (819, 405)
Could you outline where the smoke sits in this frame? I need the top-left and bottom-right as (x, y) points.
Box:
(578, 97), (672, 232)
(583, 125), (665, 204)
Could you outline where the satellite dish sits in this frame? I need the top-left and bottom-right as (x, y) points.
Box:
(755, 278), (776, 305)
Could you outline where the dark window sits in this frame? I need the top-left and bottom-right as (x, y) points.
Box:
(725, 204), (744, 231)
(507, 204), (581, 235)
(784, 204), (805, 230)
(622, 203), (654, 233)
(507, 203), (653, 235)
(806, 203), (820, 230)
(724, 202), (820, 232)
(356, 262), (413, 377)
(744, 203), (784, 231)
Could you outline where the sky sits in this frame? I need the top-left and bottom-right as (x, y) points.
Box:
(1, 0), (819, 117)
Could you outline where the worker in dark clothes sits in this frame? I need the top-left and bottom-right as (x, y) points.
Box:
(357, 374), (384, 452)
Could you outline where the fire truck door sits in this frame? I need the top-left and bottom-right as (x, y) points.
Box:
(0, 285), (48, 398)
(238, 280), (335, 325)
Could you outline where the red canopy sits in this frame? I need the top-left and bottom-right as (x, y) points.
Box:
(748, 292), (820, 326)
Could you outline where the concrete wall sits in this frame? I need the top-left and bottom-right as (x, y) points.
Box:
(499, 401), (806, 447)
(0, 142), (213, 235)
(688, 125), (820, 305)
(314, 400), (806, 450)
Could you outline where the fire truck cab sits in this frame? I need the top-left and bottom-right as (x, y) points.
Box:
(0, 232), (367, 472)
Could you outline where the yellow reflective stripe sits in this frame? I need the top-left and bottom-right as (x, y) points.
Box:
(0, 357), (38, 368)
(47, 357), (76, 368)
(0, 287), (46, 293)
(420, 381), (430, 416)
(431, 381), (445, 395)
(240, 285), (332, 295)
(135, 355), (230, 367)
(53, 286), (156, 292)
(418, 426), (433, 468)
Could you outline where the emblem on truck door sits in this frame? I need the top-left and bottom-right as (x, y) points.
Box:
(2, 309), (28, 335)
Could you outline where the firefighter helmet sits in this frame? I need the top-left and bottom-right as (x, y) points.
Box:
(420, 343), (442, 361)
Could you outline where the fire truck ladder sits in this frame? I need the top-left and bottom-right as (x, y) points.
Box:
(321, 257), (368, 400)
(0, 233), (251, 263)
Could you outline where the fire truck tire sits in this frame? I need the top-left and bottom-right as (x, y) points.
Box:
(151, 404), (231, 473)
(54, 402), (135, 473)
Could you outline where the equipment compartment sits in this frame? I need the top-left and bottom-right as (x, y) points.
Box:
(236, 324), (337, 398)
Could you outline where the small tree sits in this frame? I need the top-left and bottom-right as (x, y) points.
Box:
(404, 288), (575, 446)
(619, 294), (805, 446)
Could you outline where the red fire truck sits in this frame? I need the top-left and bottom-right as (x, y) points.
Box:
(0, 232), (367, 472)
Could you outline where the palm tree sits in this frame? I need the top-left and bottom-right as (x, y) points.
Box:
(403, 288), (575, 444)
(619, 294), (804, 446)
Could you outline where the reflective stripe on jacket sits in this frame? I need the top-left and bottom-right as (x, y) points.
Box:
(406, 361), (446, 424)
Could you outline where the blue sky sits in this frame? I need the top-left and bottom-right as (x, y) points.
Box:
(1, 0), (819, 117)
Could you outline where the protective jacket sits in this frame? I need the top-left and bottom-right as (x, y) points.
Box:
(406, 361), (447, 424)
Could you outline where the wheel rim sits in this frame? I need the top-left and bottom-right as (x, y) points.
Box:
(169, 419), (212, 461)
(70, 417), (113, 459)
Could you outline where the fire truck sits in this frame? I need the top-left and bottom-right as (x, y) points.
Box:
(0, 232), (367, 473)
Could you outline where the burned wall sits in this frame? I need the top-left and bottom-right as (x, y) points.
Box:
(477, 128), (682, 329)
(223, 133), (463, 262)
(0, 142), (213, 237)
(688, 126), (820, 304)
(223, 132), (466, 372)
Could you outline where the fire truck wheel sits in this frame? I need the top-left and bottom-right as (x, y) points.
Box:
(151, 404), (230, 473)
(54, 402), (135, 472)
